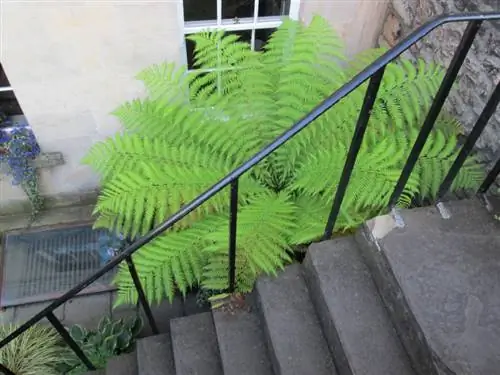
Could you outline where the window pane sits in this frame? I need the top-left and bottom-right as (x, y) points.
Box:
(258, 0), (290, 17)
(184, 0), (217, 21)
(255, 28), (276, 51)
(226, 30), (252, 46)
(0, 63), (10, 87)
(185, 37), (196, 69)
(222, 0), (254, 19)
(0, 90), (23, 117)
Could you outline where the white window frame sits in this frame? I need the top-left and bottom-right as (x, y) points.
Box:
(179, 0), (300, 68)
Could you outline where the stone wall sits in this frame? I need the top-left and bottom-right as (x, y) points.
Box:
(380, 0), (500, 166)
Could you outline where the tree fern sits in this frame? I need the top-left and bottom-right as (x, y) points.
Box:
(84, 15), (484, 305)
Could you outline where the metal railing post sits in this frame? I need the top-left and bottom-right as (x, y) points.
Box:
(388, 20), (483, 208)
(323, 68), (386, 239)
(478, 157), (500, 194)
(125, 256), (160, 335)
(228, 179), (239, 293)
(45, 312), (96, 371)
(0, 363), (15, 375)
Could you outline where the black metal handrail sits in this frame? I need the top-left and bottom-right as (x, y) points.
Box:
(1, 12), (499, 375)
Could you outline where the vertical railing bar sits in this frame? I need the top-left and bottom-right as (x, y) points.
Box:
(45, 311), (96, 371)
(437, 80), (500, 200)
(0, 363), (15, 375)
(478, 157), (500, 194)
(228, 179), (239, 293)
(125, 256), (159, 335)
(388, 20), (483, 208)
(323, 67), (386, 239)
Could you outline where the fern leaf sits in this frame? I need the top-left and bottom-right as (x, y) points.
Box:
(202, 192), (296, 291)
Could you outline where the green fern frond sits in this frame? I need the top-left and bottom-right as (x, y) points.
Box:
(83, 16), (485, 307)
(94, 163), (266, 237)
(136, 62), (189, 104)
(83, 133), (234, 182)
(202, 192), (296, 291)
(113, 215), (221, 305)
(111, 98), (203, 139)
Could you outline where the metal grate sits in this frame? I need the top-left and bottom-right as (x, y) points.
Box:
(1, 224), (124, 307)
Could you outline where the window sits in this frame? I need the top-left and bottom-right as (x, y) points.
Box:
(0, 63), (24, 123)
(181, 0), (300, 69)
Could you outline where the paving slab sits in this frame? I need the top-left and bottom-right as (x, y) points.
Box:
(358, 200), (500, 375)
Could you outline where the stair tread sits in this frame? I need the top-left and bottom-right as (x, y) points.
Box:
(213, 308), (274, 375)
(397, 198), (499, 236)
(360, 204), (500, 375)
(106, 352), (138, 375)
(170, 312), (223, 375)
(137, 333), (175, 375)
(306, 238), (414, 375)
(256, 264), (336, 375)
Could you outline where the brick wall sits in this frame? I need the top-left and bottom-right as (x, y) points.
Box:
(379, 0), (500, 167)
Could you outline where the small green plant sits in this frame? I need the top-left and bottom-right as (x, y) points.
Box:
(0, 323), (68, 375)
(60, 315), (142, 374)
(84, 16), (483, 306)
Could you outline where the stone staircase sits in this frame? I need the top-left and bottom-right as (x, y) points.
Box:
(86, 198), (500, 375)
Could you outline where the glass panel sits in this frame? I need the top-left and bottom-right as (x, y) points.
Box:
(183, 0), (217, 21)
(0, 63), (10, 87)
(226, 29), (253, 46)
(0, 90), (23, 117)
(222, 0), (254, 19)
(255, 28), (276, 51)
(258, 0), (290, 17)
(185, 37), (196, 69)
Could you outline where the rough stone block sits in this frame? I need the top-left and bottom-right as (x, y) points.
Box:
(137, 334), (175, 375)
(106, 351), (138, 375)
(170, 312), (223, 375)
(14, 301), (64, 325)
(357, 199), (500, 375)
(304, 238), (414, 375)
(63, 292), (111, 328)
(212, 309), (273, 375)
(256, 264), (336, 375)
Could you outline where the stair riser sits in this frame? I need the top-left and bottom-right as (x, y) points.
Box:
(354, 227), (438, 375)
(255, 286), (283, 375)
(302, 254), (352, 375)
(256, 265), (337, 375)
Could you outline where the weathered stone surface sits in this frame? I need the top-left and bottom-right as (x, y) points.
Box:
(304, 238), (414, 375)
(64, 293), (111, 328)
(357, 199), (500, 375)
(212, 309), (273, 375)
(137, 334), (175, 375)
(256, 264), (337, 375)
(170, 312), (223, 375)
(380, 0), (500, 171)
(106, 352), (137, 375)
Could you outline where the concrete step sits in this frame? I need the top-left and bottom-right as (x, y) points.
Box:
(304, 237), (414, 375)
(393, 198), (499, 237)
(106, 352), (138, 375)
(170, 312), (223, 375)
(212, 308), (274, 375)
(136, 334), (175, 375)
(357, 200), (500, 375)
(256, 264), (337, 375)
